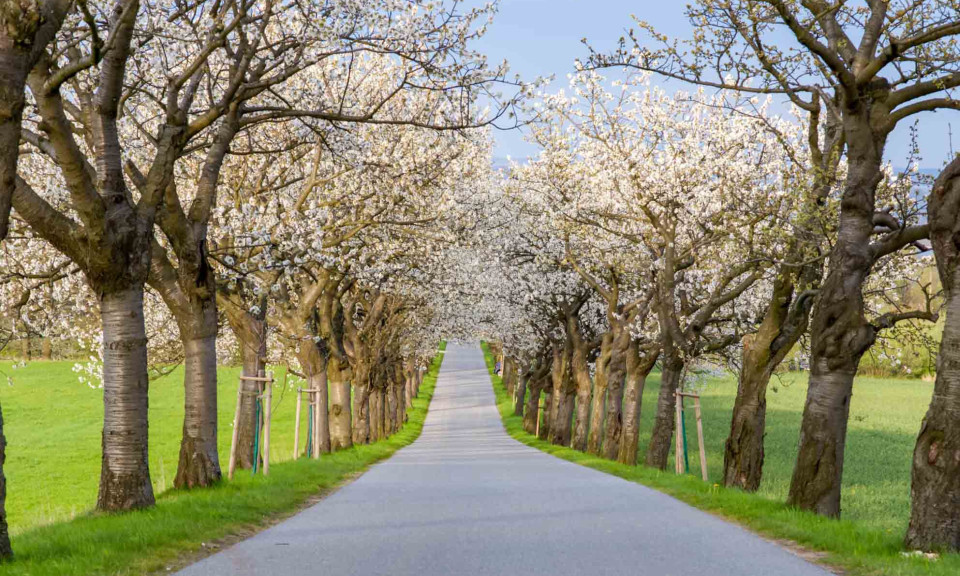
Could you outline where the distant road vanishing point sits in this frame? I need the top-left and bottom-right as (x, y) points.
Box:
(177, 342), (829, 576)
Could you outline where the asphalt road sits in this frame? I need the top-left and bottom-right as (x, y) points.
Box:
(177, 342), (829, 576)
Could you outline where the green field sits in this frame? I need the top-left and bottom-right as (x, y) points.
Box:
(644, 370), (931, 536)
(0, 347), (443, 575)
(481, 343), (959, 576)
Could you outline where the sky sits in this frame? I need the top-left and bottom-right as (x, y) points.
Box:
(472, 0), (959, 169)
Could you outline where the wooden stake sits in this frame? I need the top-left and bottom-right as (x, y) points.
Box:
(263, 371), (273, 475)
(228, 384), (243, 480)
(694, 396), (708, 482)
(294, 387), (302, 460)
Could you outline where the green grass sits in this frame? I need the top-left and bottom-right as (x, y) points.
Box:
(480, 342), (959, 576)
(0, 348), (443, 575)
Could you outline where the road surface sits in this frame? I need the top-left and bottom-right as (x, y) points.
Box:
(178, 342), (829, 576)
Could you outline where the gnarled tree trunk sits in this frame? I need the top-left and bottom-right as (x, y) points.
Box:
(587, 333), (612, 454)
(602, 330), (629, 460)
(549, 344), (576, 447)
(788, 129), (884, 517)
(571, 337), (593, 452)
(724, 272), (813, 491)
(523, 377), (542, 434)
(905, 157), (960, 551)
(618, 344), (657, 465)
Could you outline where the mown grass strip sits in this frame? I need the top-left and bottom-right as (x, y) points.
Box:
(479, 342), (959, 576)
(0, 347), (444, 576)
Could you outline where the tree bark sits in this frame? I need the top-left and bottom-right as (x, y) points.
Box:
(223, 303), (266, 470)
(905, 157), (960, 551)
(618, 343), (657, 465)
(97, 287), (155, 511)
(646, 354), (683, 470)
(602, 331), (629, 460)
(539, 390), (553, 440)
(549, 344), (576, 447)
(523, 378), (541, 434)
(724, 271), (813, 491)
(328, 355), (352, 451)
(514, 368), (528, 417)
(788, 126), (885, 517)
(296, 342), (331, 454)
(174, 333), (220, 488)
(41, 338), (52, 359)
(571, 338), (593, 452)
(587, 333), (612, 454)
(0, 401), (11, 560)
(0, 0), (72, 240)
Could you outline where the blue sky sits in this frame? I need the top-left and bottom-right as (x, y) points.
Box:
(472, 0), (959, 169)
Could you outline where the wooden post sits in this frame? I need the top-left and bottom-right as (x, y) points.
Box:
(263, 371), (273, 475)
(674, 392), (684, 475)
(227, 384), (243, 480)
(294, 388), (302, 460)
(694, 396), (708, 482)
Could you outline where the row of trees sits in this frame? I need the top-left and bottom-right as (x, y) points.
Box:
(0, 0), (518, 560)
(464, 0), (960, 553)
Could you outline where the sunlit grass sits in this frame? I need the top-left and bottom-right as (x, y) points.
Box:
(0, 349), (443, 575)
(480, 342), (959, 576)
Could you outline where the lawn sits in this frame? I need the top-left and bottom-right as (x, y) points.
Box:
(0, 345), (443, 575)
(481, 342), (959, 576)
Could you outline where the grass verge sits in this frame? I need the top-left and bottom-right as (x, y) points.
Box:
(0, 347), (444, 576)
(479, 342), (958, 576)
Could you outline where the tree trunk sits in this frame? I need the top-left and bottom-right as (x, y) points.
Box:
(225, 306), (266, 470)
(788, 130), (883, 517)
(514, 369), (527, 417)
(619, 344), (656, 465)
(352, 378), (371, 445)
(174, 332), (221, 488)
(369, 389), (381, 442)
(0, 402), (11, 560)
(386, 381), (398, 435)
(328, 355), (352, 451)
(502, 356), (517, 397)
(41, 338), (52, 359)
(602, 332), (629, 460)
(19, 337), (28, 360)
(539, 390), (553, 440)
(97, 287), (155, 511)
(296, 342), (331, 454)
(549, 345), (576, 447)
(646, 354), (683, 470)
(723, 269), (812, 491)
(905, 158), (960, 551)
(571, 339), (592, 452)
(523, 380), (541, 434)
(587, 333), (612, 454)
